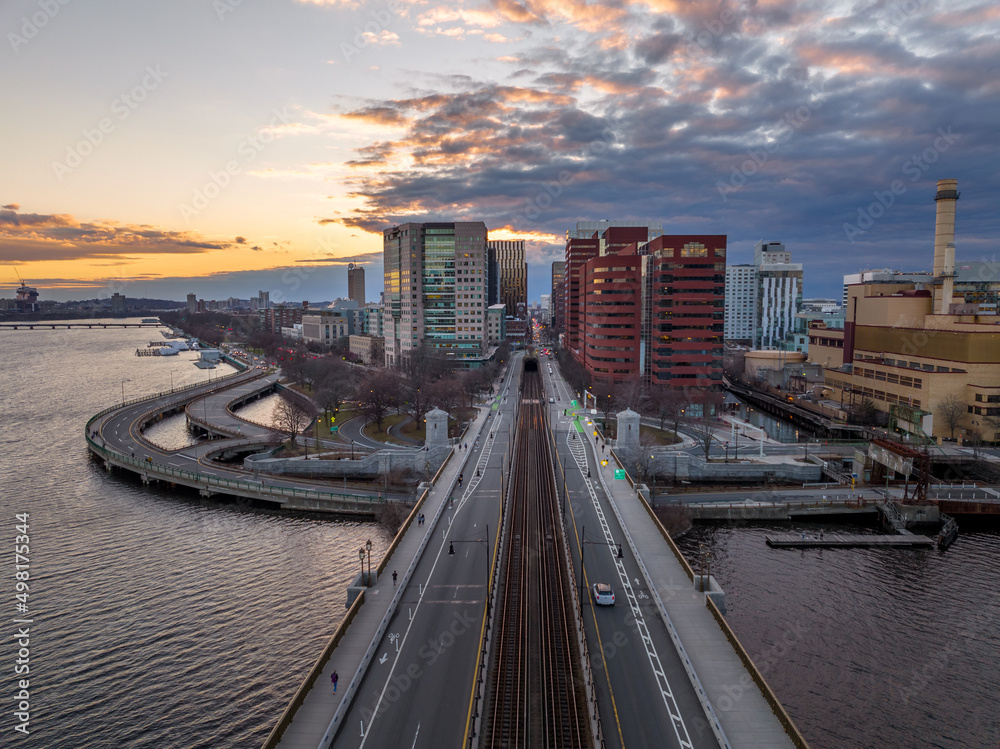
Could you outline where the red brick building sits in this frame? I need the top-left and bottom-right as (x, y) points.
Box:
(565, 226), (650, 357)
(568, 232), (726, 390)
(647, 235), (726, 388)
(581, 246), (645, 382)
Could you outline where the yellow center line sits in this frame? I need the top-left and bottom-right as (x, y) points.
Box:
(463, 507), (502, 745)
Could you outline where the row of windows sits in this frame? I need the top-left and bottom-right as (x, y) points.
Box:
(856, 387), (921, 409)
(873, 356), (966, 373)
(810, 336), (844, 347)
(856, 368), (923, 388)
(975, 394), (1000, 403)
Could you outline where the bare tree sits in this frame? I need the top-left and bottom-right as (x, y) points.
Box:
(592, 380), (616, 421)
(686, 389), (725, 460)
(425, 377), (460, 417)
(357, 369), (398, 432)
(313, 357), (356, 420)
(271, 392), (315, 447)
(648, 385), (687, 436)
(936, 394), (967, 440)
(983, 411), (1000, 445)
(403, 345), (450, 385)
(403, 379), (432, 428)
(616, 378), (646, 412)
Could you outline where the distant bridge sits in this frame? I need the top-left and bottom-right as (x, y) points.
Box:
(0, 322), (164, 330)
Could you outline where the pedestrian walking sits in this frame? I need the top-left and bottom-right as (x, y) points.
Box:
(331, 670), (339, 694)
(392, 570), (397, 587)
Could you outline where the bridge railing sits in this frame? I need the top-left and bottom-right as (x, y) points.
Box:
(85, 435), (384, 506)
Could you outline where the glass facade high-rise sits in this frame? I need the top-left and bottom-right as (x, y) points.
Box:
(486, 239), (527, 319)
(383, 222), (488, 366)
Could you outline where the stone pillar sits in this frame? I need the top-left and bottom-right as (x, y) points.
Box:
(425, 407), (449, 448)
(617, 408), (640, 452)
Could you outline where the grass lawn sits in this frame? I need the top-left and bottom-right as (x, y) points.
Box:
(640, 423), (681, 445)
(400, 418), (426, 441)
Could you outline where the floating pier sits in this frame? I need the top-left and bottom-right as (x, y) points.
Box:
(765, 532), (934, 548)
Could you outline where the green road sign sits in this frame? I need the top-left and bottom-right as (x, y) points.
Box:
(614, 469), (626, 480)
(330, 426), (339, 432)
(570, 399), (578, 407)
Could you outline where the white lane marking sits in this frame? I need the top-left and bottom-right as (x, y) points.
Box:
(567, 431), (694, 749)
(410, 722), (420, 748)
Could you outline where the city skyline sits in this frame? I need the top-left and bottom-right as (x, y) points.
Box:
(3, 0), (998, 304)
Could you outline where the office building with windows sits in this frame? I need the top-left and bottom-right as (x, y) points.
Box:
(383, 221), (489, 366)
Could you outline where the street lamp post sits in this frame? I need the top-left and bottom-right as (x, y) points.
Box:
(121, 378), (131, 405)
(448, 524), (491, 608)
(358, 548), (365, 585)
(365, 538), (372, 586)
(351, 439), (355, 460)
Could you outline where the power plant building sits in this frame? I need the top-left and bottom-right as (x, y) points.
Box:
(809, 179), (1000, 443)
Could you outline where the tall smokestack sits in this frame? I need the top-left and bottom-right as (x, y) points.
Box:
(933, 178), (959, 277)
(933, 179), (959, 314)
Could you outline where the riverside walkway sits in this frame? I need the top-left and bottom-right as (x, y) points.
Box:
(85, 358), (399, 514)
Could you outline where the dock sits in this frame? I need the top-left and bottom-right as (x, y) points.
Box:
(766, 532), (934, 548)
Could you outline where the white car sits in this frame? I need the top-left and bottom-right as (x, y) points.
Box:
(592, 583), (615, 606)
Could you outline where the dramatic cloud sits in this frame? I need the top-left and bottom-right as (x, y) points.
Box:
(326, 0), (1000, 293)
(0, 207), (236, 264)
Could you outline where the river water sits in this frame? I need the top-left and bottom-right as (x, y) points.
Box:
(0, 322), (389, 748)
(675, 522), (1000, 748)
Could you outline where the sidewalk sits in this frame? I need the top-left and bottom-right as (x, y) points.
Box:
(272, 396), (499, 748)
(589, 431), (802, 749)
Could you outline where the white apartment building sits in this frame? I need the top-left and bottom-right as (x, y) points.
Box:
(724, 264), (757, 341)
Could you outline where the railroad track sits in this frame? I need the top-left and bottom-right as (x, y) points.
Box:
(483, 369), (590, 748)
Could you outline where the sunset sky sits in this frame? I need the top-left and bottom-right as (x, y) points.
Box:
(2, 0), (998, 304)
